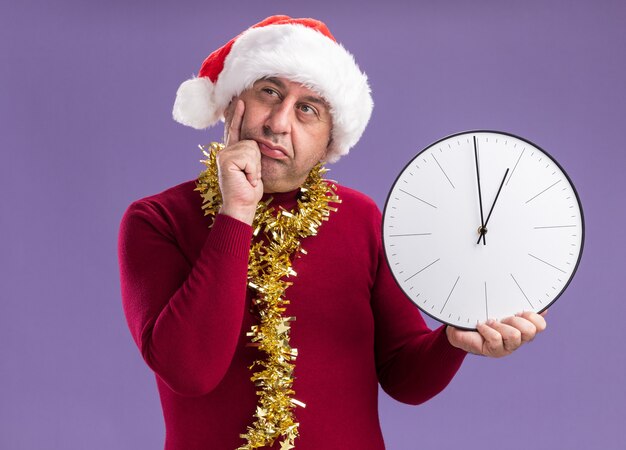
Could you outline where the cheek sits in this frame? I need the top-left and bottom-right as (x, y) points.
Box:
(240, 118), (262, 140)
(240, 104), (267, 134)
(308, 128), (331, 159)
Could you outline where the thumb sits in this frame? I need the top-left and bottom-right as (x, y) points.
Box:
(447, 325), (485, 354)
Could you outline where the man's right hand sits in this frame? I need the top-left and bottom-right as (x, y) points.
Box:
(217, 99), (264, 225)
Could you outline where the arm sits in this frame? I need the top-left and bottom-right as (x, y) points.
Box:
(371, 215), (467, 406)
(119, 98), (263, 397)
(118, 204), (253, 397)
(370, 232), (546, 402)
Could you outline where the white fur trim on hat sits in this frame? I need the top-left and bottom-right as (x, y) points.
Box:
(172, 77), (222, 129)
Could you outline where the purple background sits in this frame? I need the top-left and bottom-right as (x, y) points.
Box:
(2, 1), (624, 449)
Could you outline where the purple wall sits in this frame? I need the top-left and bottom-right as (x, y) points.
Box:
(2, 1), (624, 449)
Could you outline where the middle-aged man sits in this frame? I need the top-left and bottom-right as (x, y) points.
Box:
(118, 15), (547, 450)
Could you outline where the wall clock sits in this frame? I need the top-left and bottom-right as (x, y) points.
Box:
(382, 130), (584, 330)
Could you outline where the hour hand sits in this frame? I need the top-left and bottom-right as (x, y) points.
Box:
(476, 168), (510, 245)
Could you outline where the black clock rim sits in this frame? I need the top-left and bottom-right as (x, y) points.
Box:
(381, 129), (586, 331)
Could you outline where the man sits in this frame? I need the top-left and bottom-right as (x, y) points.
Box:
(118, 15), (546, 450)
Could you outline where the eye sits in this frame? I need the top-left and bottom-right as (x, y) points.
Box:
(262, 87), (279, 97)
(298, 104), (318, 116)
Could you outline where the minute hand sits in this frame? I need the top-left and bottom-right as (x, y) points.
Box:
(476, 168), (510, 245)
(474, 136), (487, 245)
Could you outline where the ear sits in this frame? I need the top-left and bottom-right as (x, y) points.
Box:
(223, 98), (237, 123)
(319, 132), (333, 163)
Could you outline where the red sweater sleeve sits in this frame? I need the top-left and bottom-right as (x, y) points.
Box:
(118, 200), (253, 396)
(371, 207), (467, 405)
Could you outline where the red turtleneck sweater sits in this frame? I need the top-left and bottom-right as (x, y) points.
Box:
(118, 179), (467, 450)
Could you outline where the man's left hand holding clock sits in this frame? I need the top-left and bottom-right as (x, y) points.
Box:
(446, 311), (547, 357)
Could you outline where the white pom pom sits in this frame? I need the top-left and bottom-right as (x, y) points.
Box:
(172, 77), (219, 129)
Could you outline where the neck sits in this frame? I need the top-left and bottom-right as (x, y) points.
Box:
(262, 187), (301, 210)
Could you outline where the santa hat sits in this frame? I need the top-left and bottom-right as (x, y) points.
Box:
(172, 15), (373, 163)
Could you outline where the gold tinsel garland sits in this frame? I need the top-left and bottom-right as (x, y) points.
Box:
(194, 142), (341, 450)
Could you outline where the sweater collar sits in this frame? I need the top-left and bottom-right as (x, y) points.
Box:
(261, 187), (301, 210)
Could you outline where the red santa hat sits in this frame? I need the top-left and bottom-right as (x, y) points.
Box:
(172, 15), (373, 163)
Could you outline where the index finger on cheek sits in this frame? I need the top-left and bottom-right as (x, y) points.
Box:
(227, 99), (245, 146)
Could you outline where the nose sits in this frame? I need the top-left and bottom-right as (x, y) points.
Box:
(264, 98), (294, 135)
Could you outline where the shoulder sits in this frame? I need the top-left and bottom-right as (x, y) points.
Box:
(333, 182), (380, 211)
(129, 179), (199, 211)
(332, 182), (381, 218)
(120, 179), (203, 229)
(327, 182), (383, 240)
(319, 182), (383, 278)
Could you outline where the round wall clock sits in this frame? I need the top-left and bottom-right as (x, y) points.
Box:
(382, 130), (584, 330)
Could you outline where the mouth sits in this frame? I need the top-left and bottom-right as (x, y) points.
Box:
(256, 139), (289, 160)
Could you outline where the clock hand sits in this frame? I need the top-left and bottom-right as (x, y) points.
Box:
(476, 167), (510, 245)
(473, 136), (487, 245)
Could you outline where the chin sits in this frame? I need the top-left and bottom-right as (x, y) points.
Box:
(261, 175), (301, 193)
(260, 165), (287, 190)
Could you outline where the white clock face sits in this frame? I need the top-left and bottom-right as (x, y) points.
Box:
(383, 131), (584, 330)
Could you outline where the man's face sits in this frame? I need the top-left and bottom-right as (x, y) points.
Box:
(224, 77), (333, 193)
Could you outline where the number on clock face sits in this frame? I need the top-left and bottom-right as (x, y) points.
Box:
(382, 131), (584, 330)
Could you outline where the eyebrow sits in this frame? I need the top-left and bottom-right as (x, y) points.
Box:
(263, 77), (330, 111)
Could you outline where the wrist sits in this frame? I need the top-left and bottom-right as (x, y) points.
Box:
(219, 205), (256, 225)
(445, 325), (458, 348)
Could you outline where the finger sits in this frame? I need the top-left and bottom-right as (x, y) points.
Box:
(476, 321), (507, 357)
(226, 99), (245, 146)
(241, 143), (261, 188)
(222, 143), (261, 187)
(516, 311), (547, 333)
(488, 320), (522, 352)
(241, 155), (261, 188)
(500, 315), (537, 343)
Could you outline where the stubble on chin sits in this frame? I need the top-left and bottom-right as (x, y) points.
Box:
(260, 156), (287, 185)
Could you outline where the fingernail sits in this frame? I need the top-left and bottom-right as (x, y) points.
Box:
(487, 319), (495, 325)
